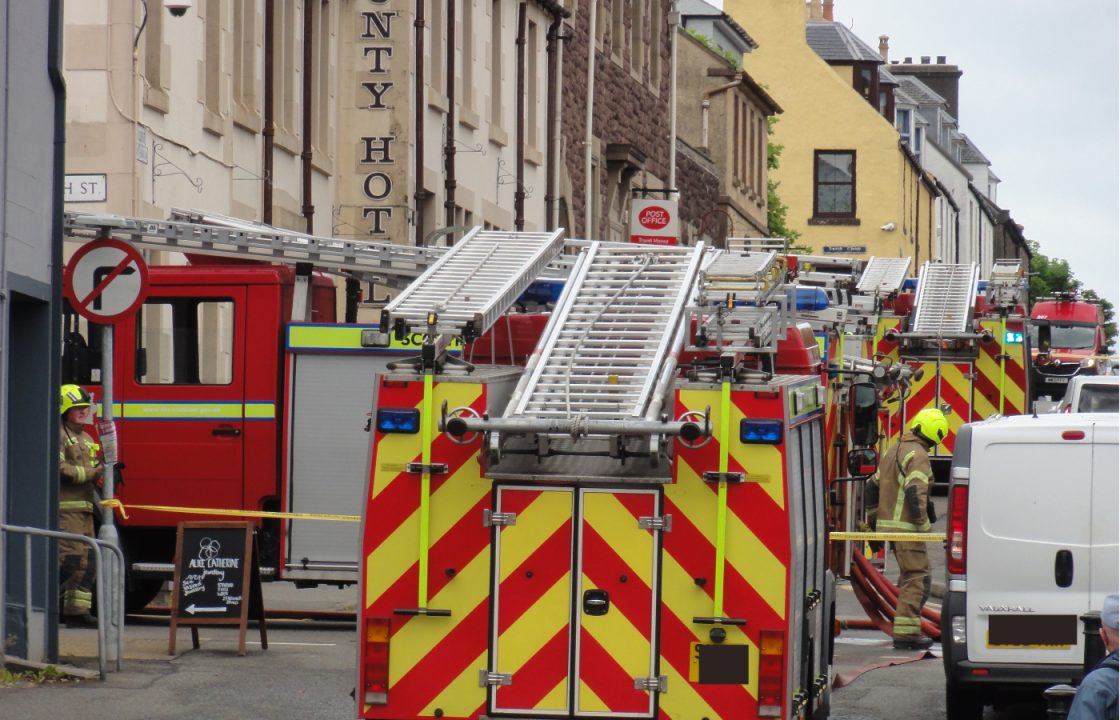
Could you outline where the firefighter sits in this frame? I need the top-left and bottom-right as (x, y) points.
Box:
(58, 383), (102, 628)
(864, 407), (948, 650)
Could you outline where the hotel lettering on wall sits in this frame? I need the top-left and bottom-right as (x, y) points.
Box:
(350, 0), (409, 239)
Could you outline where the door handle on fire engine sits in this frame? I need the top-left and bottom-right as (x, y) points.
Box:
(583, 589), (610, 616)
(212, 425), (242, 438)
(1054, 549), (1073, 588)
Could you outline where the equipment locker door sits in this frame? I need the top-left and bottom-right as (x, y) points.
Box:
(119, 288), (247, 521)
(491, 487), (576, 716)
(574, 488), (660, 718)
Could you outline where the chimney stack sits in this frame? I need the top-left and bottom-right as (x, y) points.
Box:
(878, 35), (889, 61)
(937, 55), (947, 64)
(823, 0), (834, 21)
(807, 0), (823, 20)
(920, 55), (931, 64)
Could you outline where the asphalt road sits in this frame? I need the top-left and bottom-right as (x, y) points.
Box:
(0, 499), (1050, 719)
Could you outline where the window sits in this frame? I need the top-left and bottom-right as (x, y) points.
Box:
(649, 0), (661, 89)
(629, 0), (643, 74)
(232, 0), (258, 118)
(527, 20), (539, 147)
(204, 0), (222, 119)
(756, 113), (765, 193)
(732, 99), (740, 180)
(914, 126), (924, 165)
(273, 0), (297, 134)
(136, 299), (234, 385)
(143, 0), (169, 109)
(852, 64), (876, 105)
(490, 0), (502, 125)
(596, 0), (606, 48)
(431, 0), (446, 95)
(461, 0), (474, 110)
(312, 0), (332, 153)
(612, 0), (623, 60)
(895, 108), (911, 146)
(813, 150), (856, 217)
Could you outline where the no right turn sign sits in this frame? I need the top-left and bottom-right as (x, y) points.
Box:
(63, 238), (149, 324)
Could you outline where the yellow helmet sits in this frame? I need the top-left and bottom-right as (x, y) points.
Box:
(60, 384), (93, 416)
(908, 407), (948, 446)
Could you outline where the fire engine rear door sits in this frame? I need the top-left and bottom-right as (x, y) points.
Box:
(935, 361), (974, 458)
(490, 486), (576, 716)
(574, 488), (661, 718)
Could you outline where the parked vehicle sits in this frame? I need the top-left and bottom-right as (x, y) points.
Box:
(1031, 292), (1110, 401)
(1056, 376), (1119, 414)
(941, 413), (1119, 719)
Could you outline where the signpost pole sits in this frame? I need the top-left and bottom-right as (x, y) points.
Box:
(97, 323), (121, 663)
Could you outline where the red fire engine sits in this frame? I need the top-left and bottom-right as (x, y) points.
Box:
(1030, 291), (1110, 401)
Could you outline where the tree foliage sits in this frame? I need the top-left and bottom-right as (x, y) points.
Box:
(1028, 241), (1116, 353)
(766, 117), (810, 253)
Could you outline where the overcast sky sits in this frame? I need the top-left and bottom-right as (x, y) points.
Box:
(716, 0), (1120, 308)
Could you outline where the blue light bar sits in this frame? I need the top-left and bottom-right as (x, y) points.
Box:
(740, 419), (783, 444)
(376, 408), (421, 434)
(795, 287), (830, 312)
(1004, 331), (1024, 344)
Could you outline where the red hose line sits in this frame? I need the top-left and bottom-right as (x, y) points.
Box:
(854, 551), (943, 624)
(850, 556), (942, 639)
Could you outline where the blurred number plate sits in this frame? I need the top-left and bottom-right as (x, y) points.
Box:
(987, 614), (1076, 648)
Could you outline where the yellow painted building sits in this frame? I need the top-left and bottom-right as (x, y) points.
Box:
(723, 0), (938, 263)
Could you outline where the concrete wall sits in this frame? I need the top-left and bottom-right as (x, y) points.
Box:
(724, 0), (937, 262)
(1, 0), (62, 664)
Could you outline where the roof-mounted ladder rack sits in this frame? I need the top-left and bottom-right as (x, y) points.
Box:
(689, 251), (788, 354)
(64, 211), (443, 290)
(856, 256), (912, 296)
(378, 227), (565, 345)
(986, 259), (1025, 310)
(910, 262), (980, 335)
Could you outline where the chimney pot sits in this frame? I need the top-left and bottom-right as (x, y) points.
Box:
(937, 55), (947, 64)
(904, 56), (913, 63)
(823, 0), (834, 21)
(920, 55), (931, 64)
(807, 0), (822, 20)
(878, 34), (889, 61)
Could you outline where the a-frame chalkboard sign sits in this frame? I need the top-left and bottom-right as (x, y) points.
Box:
(168, 521), (268, 656)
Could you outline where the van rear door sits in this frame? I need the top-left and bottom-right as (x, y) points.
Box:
(1090, 419), (1119, 606)
(966, 424), (1090, 665)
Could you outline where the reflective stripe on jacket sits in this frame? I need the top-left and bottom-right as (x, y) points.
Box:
(59, 425), (100, 514)
(868, 432), (933, 532)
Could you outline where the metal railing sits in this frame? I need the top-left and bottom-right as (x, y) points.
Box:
(0, 523), (125, 679)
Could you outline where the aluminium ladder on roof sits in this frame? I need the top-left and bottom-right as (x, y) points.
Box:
(910, 262), (980, 335)
(856, 256), (912, 295)
(507, 242), (707, 423)
(692, 251), (786, 352)
(378, 227), (565, 340)
(986, 258), (1026, 309)
(64, 211), (443, 290)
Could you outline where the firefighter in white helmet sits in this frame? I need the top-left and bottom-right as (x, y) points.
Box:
(58, 384), (102, 628)
(864, 407), (948, 649)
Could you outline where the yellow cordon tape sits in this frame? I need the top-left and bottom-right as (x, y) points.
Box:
(829, 531), (946, 543)
(99, 499), (358, 523)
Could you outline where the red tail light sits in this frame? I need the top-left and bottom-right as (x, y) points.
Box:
(947, 484), (969, 575)
(363, 617), (391, 706)
(757, 629), (785, 717)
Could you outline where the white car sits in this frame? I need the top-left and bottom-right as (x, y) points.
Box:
(1056, 375), (1119, 413)
(941, 413), (1119, 719)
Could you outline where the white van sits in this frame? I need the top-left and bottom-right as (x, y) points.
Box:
(941, 413), (1119, 719)
(1056, 375), (1119, 414)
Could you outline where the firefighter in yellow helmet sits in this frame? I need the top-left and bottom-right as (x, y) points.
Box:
(864, 407), (948, 649)
(58, 384), (102, 628)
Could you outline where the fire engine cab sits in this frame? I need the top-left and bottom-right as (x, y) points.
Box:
(358, 241), (837, 720)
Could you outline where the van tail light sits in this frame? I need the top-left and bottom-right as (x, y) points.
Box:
(947, 484), (969, 575)
(757, 629), (785, 717)
(363, 617), (391, 706)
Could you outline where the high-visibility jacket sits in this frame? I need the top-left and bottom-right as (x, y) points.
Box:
(59, 425), (100, 514)
(868, 432), (932, 533)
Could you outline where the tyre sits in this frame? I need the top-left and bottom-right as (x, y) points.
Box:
(946, 681), (984, 720)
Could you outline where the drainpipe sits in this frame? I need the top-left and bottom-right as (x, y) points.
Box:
(414, 0), (425, 245)
(668, 2), (679, 194)
(263, 0), (275, 223)
(582, 0), (597, 237)
(544, 15), (559, 229)
(701, 75), (741, 151)
(443, 0), (457, 232)
(48, 0), (67, 660)
(301, 2), (314, 233)
(514, 3), (527, 231)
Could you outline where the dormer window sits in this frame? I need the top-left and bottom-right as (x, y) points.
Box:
(896, 108), (912, 146)
(852, 63), (879, 105)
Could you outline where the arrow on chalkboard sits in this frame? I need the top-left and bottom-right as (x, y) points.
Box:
(185, 604), (226, 615)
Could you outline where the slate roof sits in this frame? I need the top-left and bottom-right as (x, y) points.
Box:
(895, 75), (947, 107)
(893, 85), (921, 107)
(680, 0), (758, 49)
(958, 134), (992, 165)
(805, 21), (883, 63)
(879, 67), (900, 86)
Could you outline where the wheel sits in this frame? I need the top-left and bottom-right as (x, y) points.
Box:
(125, 577), (165, 613)
(946, 681), (984, 720)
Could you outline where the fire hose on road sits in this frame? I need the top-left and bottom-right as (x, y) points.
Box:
(848, 550), (942, 639)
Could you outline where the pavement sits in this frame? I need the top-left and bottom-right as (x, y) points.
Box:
(1, 498), (1051, 719)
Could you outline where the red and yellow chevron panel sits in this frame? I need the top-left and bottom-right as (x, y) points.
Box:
(492, 487), (575, 715)
(974, 318), (1029, 418)
(668, 386), (792, 719)
(360, 377), (491, 720)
